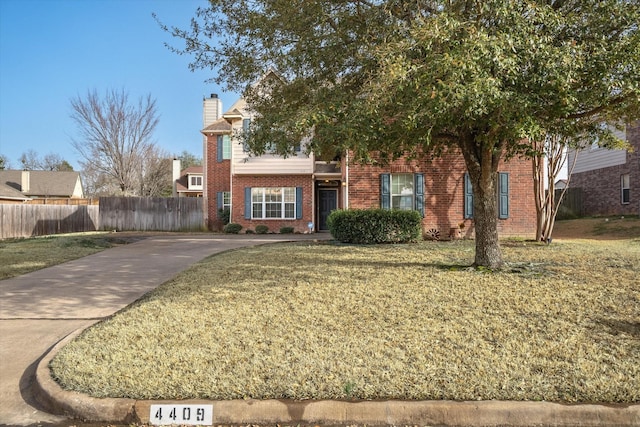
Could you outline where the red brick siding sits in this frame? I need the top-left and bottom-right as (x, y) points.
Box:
(205, 134), (231, 231)
(231, 175), (314, 233)
(570, 121), (640, 216)
(347, 151), (536, 238)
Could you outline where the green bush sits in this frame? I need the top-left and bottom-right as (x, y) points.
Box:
(279, 226), (294, 234)
(218, 207), (231, 225)
(327, 209), (422, 244)
(223, 223), (242, 234)
(255, 225), (269, 234)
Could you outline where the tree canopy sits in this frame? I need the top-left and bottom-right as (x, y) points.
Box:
(19, 150), (74, 171)
(163, 0), (640, 267)
(70, 89), (171, 197)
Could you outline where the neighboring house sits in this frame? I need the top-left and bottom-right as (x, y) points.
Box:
(202, 94), (537, 238)
(555, 179), (568, 191)
(0, 170), (84, 202)
(172, 160), (204, 197)
(567, 120), (640, 216)
(0, 181), (31, 203)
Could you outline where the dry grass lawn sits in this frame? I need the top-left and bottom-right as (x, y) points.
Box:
(50, 226), (640, 403)
(0, 233), (138, 280)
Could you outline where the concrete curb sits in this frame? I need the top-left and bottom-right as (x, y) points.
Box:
(35, 329), (640, 426)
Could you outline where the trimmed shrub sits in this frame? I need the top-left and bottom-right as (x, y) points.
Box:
(327, 209), (422, 244)
(255, 225), (269, 234)
(279, 226), (294, 234)
(245, 229), (255, 234)
(217, 207), (230, 225)
(223, 223), (242, 234)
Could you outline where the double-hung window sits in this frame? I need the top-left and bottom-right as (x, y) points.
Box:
(216, 135), (231, 161)
(621, 174), (630, 204)
(380, 173), (425, 216)
(216, 191), (231, 219)
(246, 187), (302, 219)
(189, 175), (203, 189)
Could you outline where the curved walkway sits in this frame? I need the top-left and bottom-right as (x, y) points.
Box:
(1, 233), (638, 426)
(0, 233), (327, 426)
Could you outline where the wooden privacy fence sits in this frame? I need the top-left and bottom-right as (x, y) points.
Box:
(99, 197), (204, 232)
(555, 187), (583, 219)
(0, 204), (99, 239)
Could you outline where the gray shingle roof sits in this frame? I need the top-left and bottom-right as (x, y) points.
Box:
(0, 170), (82, 197)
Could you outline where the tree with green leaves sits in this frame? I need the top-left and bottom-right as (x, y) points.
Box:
(162, 0), (640, 268)
(176, 150), (202, 170)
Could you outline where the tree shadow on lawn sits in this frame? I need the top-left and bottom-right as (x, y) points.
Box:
(596, 318), (640, 339)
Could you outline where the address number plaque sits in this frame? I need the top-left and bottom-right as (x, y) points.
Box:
(149, 404), (213, 425)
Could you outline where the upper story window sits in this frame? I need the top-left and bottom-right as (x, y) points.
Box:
(217, 135), (231, 161)
(189, 175), (203, 190)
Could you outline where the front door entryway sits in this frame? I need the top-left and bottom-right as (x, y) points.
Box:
(318, 189), (338, 231)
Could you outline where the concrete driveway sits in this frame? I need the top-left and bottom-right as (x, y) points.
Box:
(0, 233), (326, 426)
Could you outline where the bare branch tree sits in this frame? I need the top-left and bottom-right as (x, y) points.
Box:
(19, 149), (73, 171)
(0, 154), (10, 170)
(70, 89), (159, 196)
(19, 149), (43, 170)
(532, 135), (581, 242)
(138, 145), (173, 197)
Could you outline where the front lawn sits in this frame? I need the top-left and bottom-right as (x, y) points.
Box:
(50, 237), (640, 403)
(0, 233), (137, 280)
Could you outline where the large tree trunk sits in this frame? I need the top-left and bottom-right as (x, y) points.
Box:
(459, 133), (505, 269)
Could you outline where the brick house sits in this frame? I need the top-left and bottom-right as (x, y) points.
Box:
(202, 95), (536, 238)
(567, 120), (640, 216)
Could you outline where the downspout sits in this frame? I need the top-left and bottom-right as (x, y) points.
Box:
(344, 151), (349, 209)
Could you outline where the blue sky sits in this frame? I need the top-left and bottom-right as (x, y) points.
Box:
(0, 0), (239, 170)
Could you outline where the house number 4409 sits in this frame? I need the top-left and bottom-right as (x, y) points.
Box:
(149, 404), (213, 425)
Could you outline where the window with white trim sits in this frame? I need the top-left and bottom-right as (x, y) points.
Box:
(391, 174), (415, 210)
(251, 187), (296, 219)
(222, 191), (231, 209)
(222, 135), (231, 159)
(621, 174), (630, 204)
(189, 175), (203, 189)
(380, 173), (424, 216)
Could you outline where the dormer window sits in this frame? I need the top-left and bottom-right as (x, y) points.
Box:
(188, 174), (203, 190)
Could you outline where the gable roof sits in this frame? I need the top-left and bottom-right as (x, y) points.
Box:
(0, 181), (31, 201)
(175, 166), (204, 193)
(202, 117), (233, 134)
(0, 170), (83, 198)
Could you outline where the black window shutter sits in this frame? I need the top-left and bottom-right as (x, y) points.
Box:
(464, 173), (474, 219)
(414, 173), (425, 217)
(380, 174), (390, 209)
(244, 187), (252, 219)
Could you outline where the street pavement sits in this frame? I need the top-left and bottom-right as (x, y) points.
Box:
(0, 233), (326, 426)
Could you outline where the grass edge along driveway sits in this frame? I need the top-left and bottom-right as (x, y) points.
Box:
(50, 237), (639, 403)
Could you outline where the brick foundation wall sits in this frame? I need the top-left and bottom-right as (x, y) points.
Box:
(231, 175), (314, 233)
(570, 121), (640, 217)
(347, 151), (536, 238)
